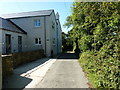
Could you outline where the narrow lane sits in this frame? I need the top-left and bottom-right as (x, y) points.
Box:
(36, 53), (89, 88)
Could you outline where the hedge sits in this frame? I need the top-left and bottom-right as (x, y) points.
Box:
(79, 50), (120, 89)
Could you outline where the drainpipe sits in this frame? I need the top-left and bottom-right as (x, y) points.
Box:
(44, 16), (46, 55)
(0, 57), (2, 90)
(56, 21), (58, 54)
(0, 30), (2, 90)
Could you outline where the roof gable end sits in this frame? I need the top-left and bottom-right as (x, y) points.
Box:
(0, 17), (27, 34)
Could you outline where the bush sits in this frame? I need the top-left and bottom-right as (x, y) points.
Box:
(79, 49), (120, 89)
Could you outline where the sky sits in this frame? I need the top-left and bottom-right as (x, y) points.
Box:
(0, 2), (73, 33)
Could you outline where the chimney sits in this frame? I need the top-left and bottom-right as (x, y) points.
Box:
(56, 12), (59, 20)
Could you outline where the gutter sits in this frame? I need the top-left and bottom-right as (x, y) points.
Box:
(0, 28), (26, 35)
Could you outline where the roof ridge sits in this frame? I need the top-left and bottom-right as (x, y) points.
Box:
(2, 9), (54, 19)
(2, 9), (54, 16)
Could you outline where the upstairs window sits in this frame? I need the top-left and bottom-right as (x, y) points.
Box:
(53, 38), (55, 44)
(35, 38), (41, 45)
(52, 21), (55, 29)
(34, 20), (40, 27)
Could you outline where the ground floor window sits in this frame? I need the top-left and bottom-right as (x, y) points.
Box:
(35, 38), (41, 45)
(5, 34), (11, 54)
(53, 38), (55, 44)
(18, 36), (22, 52)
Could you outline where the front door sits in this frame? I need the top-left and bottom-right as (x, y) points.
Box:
(18, 36), (22, 52)
(6, 34), (11, 54)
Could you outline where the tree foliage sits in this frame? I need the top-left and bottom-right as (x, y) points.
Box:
(64, 2), (120, 89)
(62, 32), (73, 51)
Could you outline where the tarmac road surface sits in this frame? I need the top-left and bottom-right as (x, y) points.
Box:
(36, 53), (89, 88)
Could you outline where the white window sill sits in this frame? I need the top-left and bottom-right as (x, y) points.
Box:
(34, 26), (40, 27)
(35, 44), (42, 45)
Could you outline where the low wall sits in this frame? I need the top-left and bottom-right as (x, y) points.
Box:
(2, 55), (13, 79)
(12, 49), (44, 68)
(2, 49), (44, 78)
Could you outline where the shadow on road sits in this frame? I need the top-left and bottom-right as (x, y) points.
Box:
(3, 74), (32, 89)
(14, 58), (50, 75)
(2, 58), (50, 89)
(57, 52), (79, 59)
(2, 52), (79, 89)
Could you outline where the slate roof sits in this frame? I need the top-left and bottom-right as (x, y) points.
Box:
(0, 17), (27, 34)
(2, 9), (54, 19)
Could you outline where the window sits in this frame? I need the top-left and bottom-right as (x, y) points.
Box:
(53, 38), (55, 44)
(52, 22), (55, 29)
(34, 20), (40, 27)
(35, 38), (41, 45)
(35, 38), (38, 44)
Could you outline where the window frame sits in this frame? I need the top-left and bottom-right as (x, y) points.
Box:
(35, 38), (41, 45)
(52, 21), (55, 29)
(34, 19), (41, 27)
(52, 38), (55, 45)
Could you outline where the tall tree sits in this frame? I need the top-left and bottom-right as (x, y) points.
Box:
(64, 2), (120, 88)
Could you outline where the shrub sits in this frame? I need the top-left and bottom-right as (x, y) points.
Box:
(79, 48), (120, 89)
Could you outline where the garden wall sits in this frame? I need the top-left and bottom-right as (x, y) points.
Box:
(12, 49), (44, 68)
(2, 55), (13, 79)
(2, 49), (44, 78)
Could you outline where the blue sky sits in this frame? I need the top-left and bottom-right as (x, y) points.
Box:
(0, 2), (73, 33)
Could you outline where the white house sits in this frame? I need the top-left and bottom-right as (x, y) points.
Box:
(0, 9), (62, 57)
